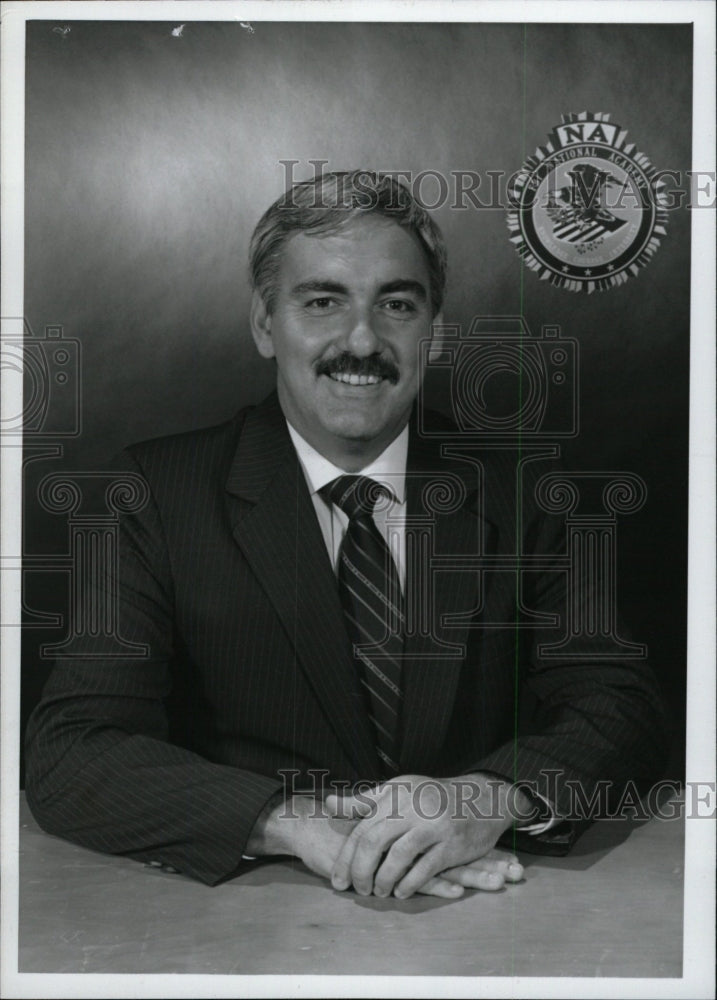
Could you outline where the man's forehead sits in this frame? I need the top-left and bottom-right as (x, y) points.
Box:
(276, 216), (431, 286)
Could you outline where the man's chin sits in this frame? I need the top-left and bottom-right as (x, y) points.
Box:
(323, 416), (390, 444)
(320, 403), (412, 450)
(280, 378), (411, 454)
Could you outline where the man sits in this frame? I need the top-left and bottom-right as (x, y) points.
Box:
(25, 170), (668, 901)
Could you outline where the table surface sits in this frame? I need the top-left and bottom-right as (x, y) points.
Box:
(18, 795), (684, 978)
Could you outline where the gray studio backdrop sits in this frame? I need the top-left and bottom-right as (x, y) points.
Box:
(21, 20), (692, 778)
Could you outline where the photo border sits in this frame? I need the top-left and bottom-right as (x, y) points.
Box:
(1, 2), (714, 998)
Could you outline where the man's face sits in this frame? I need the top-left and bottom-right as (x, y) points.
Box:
(250, 215), (438, 467)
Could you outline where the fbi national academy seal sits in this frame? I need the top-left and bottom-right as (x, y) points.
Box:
(507, 112), (669, 292)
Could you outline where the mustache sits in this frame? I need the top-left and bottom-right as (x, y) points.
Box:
(315, 352), (400, 384)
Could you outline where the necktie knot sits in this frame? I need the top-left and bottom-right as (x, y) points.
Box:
(323, 475), (390, 520)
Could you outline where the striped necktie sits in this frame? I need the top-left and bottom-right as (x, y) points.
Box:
(323, 475), (404, 776)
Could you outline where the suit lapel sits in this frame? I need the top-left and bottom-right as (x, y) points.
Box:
(225, 395), (381, 779)
(399, 424), (493, 771)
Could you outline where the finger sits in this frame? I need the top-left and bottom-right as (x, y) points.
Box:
(331, 823), (362, 891)
(504, 861), (525, 883)
(372, 829), (429, 898)
(325, 790), (377, 821)
(466, 850), (524, 882)
(416, 876), (465, 900)
(346, 820), (407, 896)
(393, 844), (447, 899)
(451, 857), (524, 883)
(331, 817), (401, 894)
(484, 847), (520, 866)
(433, 865), (506, 892)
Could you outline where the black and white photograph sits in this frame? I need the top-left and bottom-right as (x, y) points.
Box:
(1, 1), (714, 997)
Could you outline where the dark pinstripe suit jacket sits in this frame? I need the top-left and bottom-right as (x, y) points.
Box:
(25, 392), (668, 884)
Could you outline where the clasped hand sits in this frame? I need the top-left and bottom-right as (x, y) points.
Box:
(315, 772), (524, 900)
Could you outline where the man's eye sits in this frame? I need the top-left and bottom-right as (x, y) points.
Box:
(306, 297), (336, 309)
(382, 299), (416, 314)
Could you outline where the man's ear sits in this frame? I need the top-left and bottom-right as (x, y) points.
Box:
(249, 290), (276, 359)
(427, 311), (445, 363)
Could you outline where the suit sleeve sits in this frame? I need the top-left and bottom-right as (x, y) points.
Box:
(24, 449), (283, 886)
(467, 461), (671, 832)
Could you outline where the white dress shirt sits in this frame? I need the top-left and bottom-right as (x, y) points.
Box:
(286, 421), (409, 589)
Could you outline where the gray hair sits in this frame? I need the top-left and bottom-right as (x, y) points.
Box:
(248, 170), (447, 316)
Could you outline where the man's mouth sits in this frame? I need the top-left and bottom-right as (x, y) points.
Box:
(316, 352), (399, 385)
(328, 372), (382, 386)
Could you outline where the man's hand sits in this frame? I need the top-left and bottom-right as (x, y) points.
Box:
(246, 791), (490, 899)
(245, 792), (354, 881)
(287, 797), (360, 882)
(324, 773), (528, 898)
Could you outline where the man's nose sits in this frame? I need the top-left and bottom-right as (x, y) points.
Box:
(344, 310), (381, 357)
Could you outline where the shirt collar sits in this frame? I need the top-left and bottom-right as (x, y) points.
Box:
(286, 421), (408, 505)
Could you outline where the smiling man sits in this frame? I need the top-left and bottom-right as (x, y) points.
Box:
(249, 211), (430, 470)
(25, 171), (668, 900)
